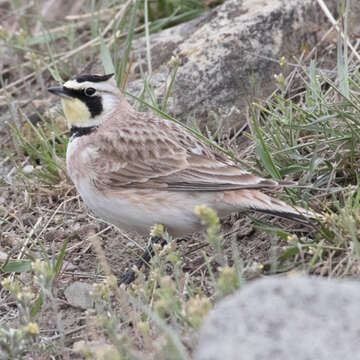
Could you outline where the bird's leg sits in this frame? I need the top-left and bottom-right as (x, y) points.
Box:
(118, 236), (167, 285)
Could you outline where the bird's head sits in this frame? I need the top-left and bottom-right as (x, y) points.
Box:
(48, 73), (122, 128)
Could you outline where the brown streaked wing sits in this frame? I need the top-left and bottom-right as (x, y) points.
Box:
(156, 155), (279, 191)
(87, 111), (279, 192)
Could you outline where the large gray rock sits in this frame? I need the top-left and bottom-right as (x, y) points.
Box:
(128, 0), (342, 124)
(195, 276), (360, 360)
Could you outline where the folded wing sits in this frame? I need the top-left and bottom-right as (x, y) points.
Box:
(87, 113), (279, 192)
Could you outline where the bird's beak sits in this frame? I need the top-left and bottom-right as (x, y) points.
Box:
(48, 86), (70, 98)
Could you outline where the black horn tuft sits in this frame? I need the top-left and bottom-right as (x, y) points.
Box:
(74, 73), (114, 83)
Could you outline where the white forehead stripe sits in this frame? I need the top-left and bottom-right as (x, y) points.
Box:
(63, 79), (84, 90)
(63, 79), (116, 93)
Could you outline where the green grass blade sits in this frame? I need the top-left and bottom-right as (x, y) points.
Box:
(117, 0), (139, 88)
(100, 37), (115, 74)
(2, 261), (32, 273)
(30, 294), (43, 318)
(54, 239), (69, 276)
(252, 119), (281, 179)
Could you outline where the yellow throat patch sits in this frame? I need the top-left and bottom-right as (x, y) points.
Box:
(61, 98), (91, 128)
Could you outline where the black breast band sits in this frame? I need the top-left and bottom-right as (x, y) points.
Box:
(70, 125), (98, 139)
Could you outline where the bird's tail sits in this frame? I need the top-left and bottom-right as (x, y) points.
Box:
(224, 189), (323, 224)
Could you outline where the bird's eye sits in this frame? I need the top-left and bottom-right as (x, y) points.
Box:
(84, 87), (96, 96)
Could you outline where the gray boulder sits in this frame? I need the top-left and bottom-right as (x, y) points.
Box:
(195, 276), (360, 360)
(128, 0), (342, 124)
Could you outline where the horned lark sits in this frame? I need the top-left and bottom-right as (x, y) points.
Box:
(48, 73), (318, 238)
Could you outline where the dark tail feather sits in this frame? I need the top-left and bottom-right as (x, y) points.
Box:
(237, 190), (323, 224)
(254, 208), (320, 225)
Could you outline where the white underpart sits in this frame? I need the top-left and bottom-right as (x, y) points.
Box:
(79, 183), (210, 236)
(66, 136), (80, 161)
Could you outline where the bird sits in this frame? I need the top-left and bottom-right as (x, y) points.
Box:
(48, 73), (319, 282)
(48, 73), (319, 234)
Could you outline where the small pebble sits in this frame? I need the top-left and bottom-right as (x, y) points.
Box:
(22, 165), (34, 174)
(64, 282), (94, 309)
